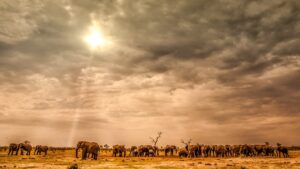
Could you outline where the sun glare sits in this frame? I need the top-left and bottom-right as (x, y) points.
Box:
(84, 27), (105, 49)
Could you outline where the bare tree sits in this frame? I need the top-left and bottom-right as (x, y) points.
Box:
(181, 139), (192, 147)
(149, 131), (163, 146)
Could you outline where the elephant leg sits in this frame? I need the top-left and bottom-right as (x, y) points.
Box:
(94, 153), (98, 160)
(82, 148), (87, 160)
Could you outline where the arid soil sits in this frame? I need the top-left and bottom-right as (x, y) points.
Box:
(0, 150), (300, 169)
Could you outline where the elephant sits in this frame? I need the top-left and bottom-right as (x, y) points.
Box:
(76, 141), (88, 158)
(201, 145), (212, 157)
(164, 145), (177, 156)
(264, 145), (276, 157)
(232, 145), (241, 157)
(178, 148), (189, 157)
(152, 146), (159, 156)
(146, 145), (159, 157)
(225, 145), (233, 157)
(187, 144), (201, 158)
(17, 143), (32, 155)
(138, 145), (154, 157)
(34, 145), (48, 155)
(151, 145), (158, 156)
(130, 146), (138, 157)
(254, 145), (265, 156)
(8, 143), (18, 156)
(239, 144), (255, 157)
(86, 143), (100, 160)
(75, 141), (100, 160)
(215, 145), (226, 157)
(211, 145), (218, 157)
(277, 143), (288, 158)
(112, 145), (126, 157)
(34, 145), (41, 155)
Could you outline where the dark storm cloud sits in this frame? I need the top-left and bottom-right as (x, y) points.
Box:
(0, 0), (300, 146)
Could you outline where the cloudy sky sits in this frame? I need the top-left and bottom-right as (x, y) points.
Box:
(0, 0), (299, 147)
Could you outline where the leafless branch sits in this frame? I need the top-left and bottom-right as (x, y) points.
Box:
(181, 139), (192, 146)
(149, 131), (163, 146)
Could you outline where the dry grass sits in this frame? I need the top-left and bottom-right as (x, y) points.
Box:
(0, 150), (300, 169)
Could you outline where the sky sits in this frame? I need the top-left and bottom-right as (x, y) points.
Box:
(0, 0), (299, 147)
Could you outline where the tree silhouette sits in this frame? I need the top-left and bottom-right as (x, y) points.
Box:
(180, 139), (192, 146)
(149, 131), (162, 146)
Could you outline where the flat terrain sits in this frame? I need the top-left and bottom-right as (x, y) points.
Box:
(0, 150), (300, 169)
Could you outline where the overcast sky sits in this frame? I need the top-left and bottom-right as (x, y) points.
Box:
(0, 0), (299, 147)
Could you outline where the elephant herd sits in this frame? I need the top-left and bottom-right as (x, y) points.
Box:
(7, 142), (48, 156)
(5, 141), (289, 160)
(76, 143), (178, 160)
(178, 143), (289, 158)
(75, 142), (289, 160)
(129, 145), (159, 157)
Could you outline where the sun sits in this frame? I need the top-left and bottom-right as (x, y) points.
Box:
(84, 27), (105, 49)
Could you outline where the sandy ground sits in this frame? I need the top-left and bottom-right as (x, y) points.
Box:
(0, 150), (300, 169)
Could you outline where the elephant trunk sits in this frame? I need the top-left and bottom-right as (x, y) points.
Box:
(8, 147), (12, 155)
(82, 147), (87, 160)
(75, 147), (79, 158)
(16, 145), (21, 155)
